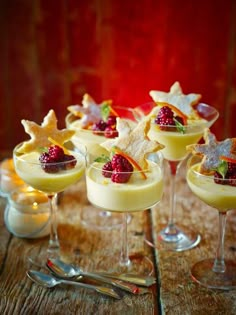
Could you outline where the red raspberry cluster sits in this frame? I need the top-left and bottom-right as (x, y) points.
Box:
(102, 154), (133, 183)
(155, 106), (184, 130)
(39, 145), (76, 173)
(214, 162), (236, 186)
(92, 115), (118, 138)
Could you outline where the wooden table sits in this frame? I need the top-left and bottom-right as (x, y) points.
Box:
(0, 161), (236, 315)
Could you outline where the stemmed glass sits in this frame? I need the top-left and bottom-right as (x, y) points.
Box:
(66, 106), (137, 230)
(13, 142), (86, 263)
(187, 155), (236, 289)
(134, 102), (219, 251)
(85, 152), (164, 274)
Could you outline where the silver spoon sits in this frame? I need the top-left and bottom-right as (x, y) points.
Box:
(27, 270), (121, 299)
(46, 258), (149, 294)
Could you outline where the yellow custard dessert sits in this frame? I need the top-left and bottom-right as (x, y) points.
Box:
(86, 160), (163, 212)
(148, 121), (206, 161)
(187, 163), (236, 212)
(15, 151), (85, 194)
(66, 114), (137, 161)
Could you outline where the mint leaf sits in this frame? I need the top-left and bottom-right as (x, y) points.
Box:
(215, 160), (228, 178)
(94, 154), (110, 163)
(174, 118), (186, 134)
(101, 102), (111, 121)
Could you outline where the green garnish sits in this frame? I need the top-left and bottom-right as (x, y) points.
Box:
(174, 118), (186, 134)
(215, 160), (228, 178)
(94, 154), (110, 163)
(101, 102), (111, 121)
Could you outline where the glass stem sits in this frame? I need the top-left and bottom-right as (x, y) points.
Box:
(165, 161), (180, 234)
(120, 212), (130, 267)
(213, 211), (227, 273)
(47, 194), (60, 258)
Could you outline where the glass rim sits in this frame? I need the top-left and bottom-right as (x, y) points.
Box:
(13, 142), (86, 166)
(88, 151), (163, 174)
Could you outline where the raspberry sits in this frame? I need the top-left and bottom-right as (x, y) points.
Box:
(92, 120), (107, 134)
(62, 154), (77, 170)
(106, 115), (117, 126)
(111, 154), (133, 172)
(175, 116), (184, 125)
(229, 174), (236, 186)
(39, 152), (60, 173)
(111, 170), (131, 183)
(102, 161), (113, 178)
(227, 162), (236, 176)
(157, 106), (174, 118)
(48, 145), (65, 161)
(104, 126), (118, 138)
(214, 171), (226, 185)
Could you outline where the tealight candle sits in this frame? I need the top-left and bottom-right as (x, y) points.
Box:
(4, 186), (50, 238)
(0, 158), (25, 196)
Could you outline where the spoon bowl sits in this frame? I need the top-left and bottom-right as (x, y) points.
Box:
(46, 258), (150, 294)
(27, 270), (121, 299)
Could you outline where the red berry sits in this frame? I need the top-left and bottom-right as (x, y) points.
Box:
(104, 126), (118, 138)
(111, 154), (133, 172)
(48, 145), (65, 161)
(92, 120), (107, 134)
(111, 170), (131, 183)
(214, 172), (226, 185)
(102, 161), (113, 177)
(39, 152), (60, 173)
(229, 174), (236, 186)
(106, 115), (117, 126)
(227, 162), (236, 176)
(62, 155), (77, 170)
(175, 116), (184, 125)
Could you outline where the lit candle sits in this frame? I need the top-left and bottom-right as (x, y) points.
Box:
(4, 186), (50, 238)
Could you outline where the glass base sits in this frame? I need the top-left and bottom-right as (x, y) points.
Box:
(146, 224), (201, 251)
(191, 259), (236, 290)
(90, 252), (153, 276)
(80, 205), (132, 230)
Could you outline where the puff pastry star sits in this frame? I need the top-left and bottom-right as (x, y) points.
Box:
(101, 118), (164, 168)
(149, 81), (201, 117)
(67, 93), (112, 128)
(17, 109), (75, 153)
(187, 129), (236, 173)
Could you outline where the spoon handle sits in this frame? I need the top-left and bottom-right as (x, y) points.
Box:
(81, 271), (148, 294)
(59, 278), (121, 299)
(96, 273), (156, 287)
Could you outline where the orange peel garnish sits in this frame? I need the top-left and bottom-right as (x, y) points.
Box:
(48, 137), (70, 155)
(109, 106), (119, 117)
(113, 147), (147, 179)
(155, 102), (188, 125)
(220, 156), (236, 164)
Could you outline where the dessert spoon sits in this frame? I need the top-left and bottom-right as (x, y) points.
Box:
(46, 258), (149, 294)
(27, 270), (121, 299)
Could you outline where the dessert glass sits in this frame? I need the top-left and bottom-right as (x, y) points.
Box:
(85, 152), (164, 274)
(134, 102), (219, 251)
(66, 106), (137, 230)
(13, 142), (86, 263)
(187, 155), (236, 289)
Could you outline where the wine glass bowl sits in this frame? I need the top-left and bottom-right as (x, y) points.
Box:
(186, 155), (236, 289)
(66, 106), (138, 230)
(85, 151), (164, 273)
(134, 101), (219, 251)
(13, 142), (86, 261)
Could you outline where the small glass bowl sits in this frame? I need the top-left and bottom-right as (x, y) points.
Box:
(4, 186), (50, 239)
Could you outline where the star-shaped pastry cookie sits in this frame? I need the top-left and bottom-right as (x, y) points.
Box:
(149, 81), (201, 117)
(17, 109), (75, 153)
(187, 129), (236, 173)
(67, 93), (112, 128)
(101, 118), (164, 168)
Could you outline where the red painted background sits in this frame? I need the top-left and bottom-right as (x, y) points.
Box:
(0, 0), (236, 151)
